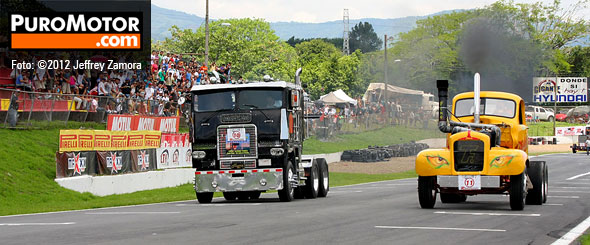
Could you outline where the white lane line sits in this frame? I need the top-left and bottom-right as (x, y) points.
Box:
(198, 203), (262, 207)
(551, 215), (590, 245)
(375, 226), (505, 232)
(548, 196), (580, 199)
(0, 222), (75, 226)
(544, 204), (564, 206)
(566, 171), (590, 180)
(434, 211), (540, 217)
(550, 190), (590, 193)
(85, 212), (180, 215)
(551, 187), (589, 189)
(176, 203), (262, 207)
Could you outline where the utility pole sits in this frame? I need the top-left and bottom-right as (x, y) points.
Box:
(342, 9), (350, 55)
(384, 34), (388, 101)
(204, 0), (209, 66)
(384, 34), (388, 84)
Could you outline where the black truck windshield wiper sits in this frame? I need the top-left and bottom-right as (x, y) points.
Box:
(242, 104), (272, 121)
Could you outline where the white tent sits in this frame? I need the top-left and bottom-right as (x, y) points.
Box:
(319, 89), (357, 106)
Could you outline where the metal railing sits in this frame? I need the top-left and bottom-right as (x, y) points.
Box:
(0, 88), (191, 129)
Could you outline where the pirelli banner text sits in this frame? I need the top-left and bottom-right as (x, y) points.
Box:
(56, 149), (157, 178)
(59, 130), (161, 152)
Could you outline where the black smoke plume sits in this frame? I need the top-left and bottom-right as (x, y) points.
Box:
(457, 17), (545, 101)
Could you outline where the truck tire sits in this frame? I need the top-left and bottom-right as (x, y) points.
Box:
(418, 176), (437, 209)
(509, 172), (526, 210)
(318, 159), (329, 197)
(440, 193), (466, 203)
(278, 161), (295, 202)
(196, 192), (214, 204)
(304, 160), (319, 199)
(548, 116), (554, 122)
(526, 161), (545, 205)
(543, 163), (548, 203)
(223, 192), (237, 201)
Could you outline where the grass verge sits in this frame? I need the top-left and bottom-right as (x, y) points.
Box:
(0, 121), (423, 216)
(528, 121), (584, 136)
(303, 125), (442, 154)
(581, 234), (590, 245)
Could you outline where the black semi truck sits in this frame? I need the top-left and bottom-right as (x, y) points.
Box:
(190, 68), (329, 203)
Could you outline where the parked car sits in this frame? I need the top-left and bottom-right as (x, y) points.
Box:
(565, 106), (590, 123)
(525, 106), (555, 122)
(555, 108), (571, 122)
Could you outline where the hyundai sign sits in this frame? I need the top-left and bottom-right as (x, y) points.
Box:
(533, 77), (587, 103)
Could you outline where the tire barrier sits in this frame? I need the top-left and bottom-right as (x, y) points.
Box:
(340, 142), (429, 162)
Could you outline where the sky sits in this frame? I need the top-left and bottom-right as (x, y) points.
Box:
(151, 0), (589, 23)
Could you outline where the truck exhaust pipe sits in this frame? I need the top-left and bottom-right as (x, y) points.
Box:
(295, 68), (302, 87)
(437, 80), (452, 133)
(474, 73), (481, 123)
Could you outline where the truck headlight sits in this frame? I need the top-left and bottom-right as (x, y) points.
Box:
(192, 151), (206, 159)
(270, 148), (285, 156)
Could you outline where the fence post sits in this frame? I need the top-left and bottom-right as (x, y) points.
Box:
(26, 92), (35, 127)
(65, 95), (74, 126)
(3, 91), (15, 128)
(49, 94), (56, 122)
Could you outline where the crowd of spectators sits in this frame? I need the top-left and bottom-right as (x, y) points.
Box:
(307, 99), (433, 138)
(5, 51), (240, 116)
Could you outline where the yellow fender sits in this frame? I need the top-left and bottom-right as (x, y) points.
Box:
(416, 131), (527, 176)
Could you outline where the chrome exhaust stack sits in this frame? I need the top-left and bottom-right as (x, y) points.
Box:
(295, 68), (302, 87)
(474, 73), (481, 123)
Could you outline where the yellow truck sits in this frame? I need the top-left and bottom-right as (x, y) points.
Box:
(416, 75), (548, 210)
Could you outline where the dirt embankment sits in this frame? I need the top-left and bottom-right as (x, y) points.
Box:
(330, 139), (571, 174)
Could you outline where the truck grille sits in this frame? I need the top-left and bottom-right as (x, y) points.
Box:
(218, 124), (257, 159)
(453, 140), (484, 172)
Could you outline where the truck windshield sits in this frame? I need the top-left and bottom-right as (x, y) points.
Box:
(455, 98), (516, 118)
(239, 90), (283, 110)
(194, 91), (235, 112)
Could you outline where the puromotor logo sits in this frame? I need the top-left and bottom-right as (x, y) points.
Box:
(10, 12), (142, 49)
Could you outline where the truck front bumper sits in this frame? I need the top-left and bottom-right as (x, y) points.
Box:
(437, 175), (500, 188)
(194, 168), (283, 193)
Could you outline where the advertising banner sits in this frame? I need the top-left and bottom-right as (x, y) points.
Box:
(555, 126), (589, 136)
(55, 151), (98, 178)
(59, 130), (95, 152)
(96, 151), (133, 175)
(533, 77), (588, 103)
(156, 133), (192, 169)
(107, 115), (181, 133)
(130, 149), (157, 172)
(58, 130), (161, 152)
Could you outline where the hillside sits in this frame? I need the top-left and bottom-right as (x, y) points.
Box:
(151, 4), (460, 41)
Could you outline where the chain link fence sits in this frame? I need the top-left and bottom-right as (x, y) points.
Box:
(0, 88), (191, 129)
(305, 109), (437, 140)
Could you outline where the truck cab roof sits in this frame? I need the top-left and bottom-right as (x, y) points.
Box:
(191, 81), (301, 92)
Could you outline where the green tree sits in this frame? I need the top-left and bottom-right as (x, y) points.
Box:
(350, 22), (383, 53)
(566, 46), (590, 77)
(159, 19), (297, 81)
